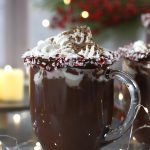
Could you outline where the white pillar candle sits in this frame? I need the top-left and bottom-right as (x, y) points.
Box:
(0, 65), (24, 101)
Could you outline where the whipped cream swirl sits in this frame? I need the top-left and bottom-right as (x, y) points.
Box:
(118, 40), (150, 61)
(23, 26), (118, 71)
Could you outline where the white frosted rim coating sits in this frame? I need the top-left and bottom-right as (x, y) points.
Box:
(118, 40), (150, 61)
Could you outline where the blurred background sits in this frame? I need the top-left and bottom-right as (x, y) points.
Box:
(0, 0), (62, 69)
(1, 0), (150, 69)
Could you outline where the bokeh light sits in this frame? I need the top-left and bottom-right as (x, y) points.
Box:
(81, 11), (89, 19)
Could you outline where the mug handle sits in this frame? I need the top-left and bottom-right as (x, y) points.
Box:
(104, 68), (141, 142)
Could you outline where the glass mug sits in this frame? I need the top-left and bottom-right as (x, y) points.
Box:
(29, 66), (140, 150)
(123, 59), (150, 146)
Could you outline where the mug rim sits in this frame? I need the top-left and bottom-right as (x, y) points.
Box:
(125, 58), (150, 69)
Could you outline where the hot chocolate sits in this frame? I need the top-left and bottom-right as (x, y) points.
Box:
(29, 67), (113, 150)
(119, 40), (150, 145)
(23, 26), (140, 150)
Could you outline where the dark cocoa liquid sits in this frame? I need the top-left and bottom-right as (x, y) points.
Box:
(146, 28), (150, 44)
(29, 67), (114, 150)
(124, 60), (150, 145)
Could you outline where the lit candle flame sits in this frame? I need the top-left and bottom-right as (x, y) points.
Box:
(4, 65), (12, 71)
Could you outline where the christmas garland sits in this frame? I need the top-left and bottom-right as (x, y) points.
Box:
(37, 0), (150, 33)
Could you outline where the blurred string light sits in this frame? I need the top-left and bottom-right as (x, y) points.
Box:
(118, 92), (123, 101)
(81, 11), (89, 19)
(63, 0), (71, 5)
(42, 19), (50, 28)
(34, 142), (42, 150)
(13, 114), (21, 125)
(132, 136), (136, 141)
